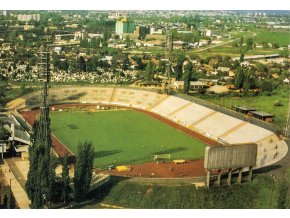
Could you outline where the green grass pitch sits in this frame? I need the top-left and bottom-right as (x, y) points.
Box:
(50, 110), (206, 168)
(254, 31), (290, 46)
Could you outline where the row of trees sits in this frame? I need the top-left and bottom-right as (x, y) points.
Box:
(26, 117), (95, 208)
(183, 62), (193, 94)
(52, 54), (134, 73)
(60, 141), (95, 204)
(233, 66), (281, 93)
(25, 120), (54, 208)
(145, 58), (195, 94)
(234, 67), (258, 92)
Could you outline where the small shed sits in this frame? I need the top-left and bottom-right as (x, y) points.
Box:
(190, 81), (208, 91)
(248, 111), (274, 122)
(233, 106), (257, 115)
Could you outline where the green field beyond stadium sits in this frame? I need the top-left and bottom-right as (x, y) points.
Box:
(50, 109), (206, 168)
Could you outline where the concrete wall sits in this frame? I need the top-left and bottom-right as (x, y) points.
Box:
(204, 144), (257, 170)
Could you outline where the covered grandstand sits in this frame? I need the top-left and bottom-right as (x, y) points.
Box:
(0, 114), (30, 159)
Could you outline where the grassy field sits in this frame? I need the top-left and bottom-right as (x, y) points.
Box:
(254, 30), (290, 46)
(50, 110), (206, 168)
(197, 86), (289, 129)
(80, 175), (290, 209)
(196, 42), (281, 58)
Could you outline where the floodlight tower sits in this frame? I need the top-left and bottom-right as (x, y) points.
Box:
(36, 46), (51, 147)
(284, 84), (290, 138)
(166, 30), (173, 79)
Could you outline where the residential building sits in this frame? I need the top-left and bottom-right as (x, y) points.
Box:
(173, 41), (187, 49)
(17, 14), (40, 22)
(115, 17), (135, 34)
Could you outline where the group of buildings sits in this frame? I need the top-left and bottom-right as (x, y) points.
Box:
(17, 14), (41, 22)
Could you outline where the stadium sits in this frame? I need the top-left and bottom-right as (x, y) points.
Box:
(7, 86), (288, 182)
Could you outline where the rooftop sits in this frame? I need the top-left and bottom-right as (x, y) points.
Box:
(250, 111), (274, 117)
(234, 106), (256, 111)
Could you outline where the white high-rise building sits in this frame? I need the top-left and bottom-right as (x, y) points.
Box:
(17, 14), (40, 22)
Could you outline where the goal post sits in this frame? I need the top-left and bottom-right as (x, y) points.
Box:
(154, 154), (171, 162)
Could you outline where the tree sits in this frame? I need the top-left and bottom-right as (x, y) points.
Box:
(19, 83), (27, 96)
(86, 59), (96, 72)
(59, 60), (69, 72)
(145, 62), (155, 81)
(80, 39), (88, 48)
(246, 38), (254, 50)
(239, 36), (244, 47)
(79, 56), (87, 72)
(259, 80), (273, 92)
(234, 67), (245, 89)
(125, 35), (131, 47)
(243, 73), (257, 93)
(74, 141), (95, 202)
(158, 61), (167, 74)
(272, 43), (279, 49)
(183, 62), (193, 94)
(135, 57), (144, 70)
(122, 56), (130, 71)
(26, 140), (50, 208)
(175, 55), (185, 81)
(26, 119), (53, 208)
(0, 125), (10, 140)
(256, 63), (269, 74)
(62, 153), (70, 203)
(280, 48), (289, 58)
(0, 82), (7, 104)
(232, 42), (239, 48)
(103, 29), (111, 47)
(240, 53), (245, 62)
(29, 57), (37, 66)
(48, 156), (58, 202)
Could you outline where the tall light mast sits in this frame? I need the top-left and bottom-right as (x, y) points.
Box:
(36, 46), (51, 148)
(284, 84), (290, 138)
(166, 24), (173, 79)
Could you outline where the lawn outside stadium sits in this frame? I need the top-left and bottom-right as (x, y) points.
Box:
(9, 86), (288, 179)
